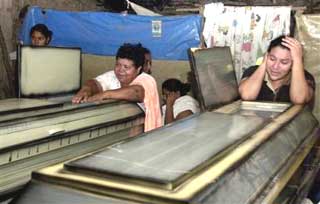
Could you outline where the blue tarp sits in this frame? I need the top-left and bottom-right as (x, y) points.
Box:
(20, 7), (202, 60)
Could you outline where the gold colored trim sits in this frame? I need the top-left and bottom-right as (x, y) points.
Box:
(214, 100), (290, 114)
(259, 128), (319, 204)
(34, 105), (303, 204)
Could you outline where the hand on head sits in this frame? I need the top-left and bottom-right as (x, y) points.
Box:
(165, 91), (180, 107)
(281, 36), (303, 62)
(261, 53), (268, 67)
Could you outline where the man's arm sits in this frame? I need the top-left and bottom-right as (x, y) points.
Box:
(238, 56), (267, 101)
(86, 85), (145, 103)
(72, 79), (102, 104)
(282, 37), (314, 104)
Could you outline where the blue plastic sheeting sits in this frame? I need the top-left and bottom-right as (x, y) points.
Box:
(20, 7), (202, 60)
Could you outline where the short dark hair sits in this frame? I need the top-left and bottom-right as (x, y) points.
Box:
(135, 43), (151, 56)
(267, 35), (289, 52)
(30, 23), (53, 44)
(116, 43), (145, 71)
(104, 0), (129, 12)
(162, 78), (191, 96)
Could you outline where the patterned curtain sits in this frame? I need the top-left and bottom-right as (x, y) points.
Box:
(203, 3), (291, 82)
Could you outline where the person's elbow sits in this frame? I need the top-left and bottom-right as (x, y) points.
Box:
(290, 88), (314, 105)
(290, 97), (308, 105)
(238, 86), (257, 101)
(128, 85), (145, 102)
(290, 94), (313, 105)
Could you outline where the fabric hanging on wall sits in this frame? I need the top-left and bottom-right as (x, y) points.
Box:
(203, 3), (291, 82)
(20, 6), (201, 60)
(128, 1), (161, 16)
(296, 13), (320, 121)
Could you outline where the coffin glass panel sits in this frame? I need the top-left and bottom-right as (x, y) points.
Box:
(65, 111), (271, 190)
(188, 47), (239, 111)
(18, 46), (81, 97)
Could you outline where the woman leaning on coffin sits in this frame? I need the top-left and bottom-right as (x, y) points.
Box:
(72, 43), (162, 132)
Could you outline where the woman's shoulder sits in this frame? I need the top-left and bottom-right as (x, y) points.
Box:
(137, 73), (155, 80)
(242, 65), (259, 79)
(174, 95), (200, 114)
(96, 70), (116, 78)
(133, 73), (157, 85)
(176, 95), (199, 105)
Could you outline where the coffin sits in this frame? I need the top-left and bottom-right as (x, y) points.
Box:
(0, 46), (145, 197)
(0, 98), (144, 196)
(9, 46), (320, 203)
(11, 101), (320, 204)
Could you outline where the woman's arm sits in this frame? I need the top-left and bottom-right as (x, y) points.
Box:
(87, 85), (145, 103)
(175, 110), (193, 120)
(238, 56), (267, 101)
(282, 37), (314, 104)
(72, 79), (102, 104)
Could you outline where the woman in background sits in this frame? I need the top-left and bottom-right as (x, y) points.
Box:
(30, 24), (52, 46)
(162, 78), (200, 124)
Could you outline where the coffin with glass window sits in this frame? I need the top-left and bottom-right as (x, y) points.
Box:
(10, 47), (320, 204)
(0, 46), (144, 196)
(11, 101), (320, 204)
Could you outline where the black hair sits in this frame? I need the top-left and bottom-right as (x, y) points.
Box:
(116, 43), (145, 71)
(104, 0), (129, 12)
(267, 35), (289, 52)
(135, 43), (151, 55)
(141, 47), (151, 55)
(162, 78), (191, 96)
(29, 23), (53, 44)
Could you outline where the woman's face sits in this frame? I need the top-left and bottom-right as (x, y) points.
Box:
(31, 31), (49, 46)
(162, 88), (181, 103)
(266, 46), (292, 82)
(162, 88), (170, 103)
(114, 58), (141, 86)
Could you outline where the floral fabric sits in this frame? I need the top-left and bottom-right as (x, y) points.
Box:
(203, 3), (291, 82)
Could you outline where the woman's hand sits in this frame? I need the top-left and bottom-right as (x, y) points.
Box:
(72, 87), (91, 104)
(166, 92), (180, 107)
(281, 36), (303, 63)
(72, 80), (101, 104)
(87, 92), (105, 103)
